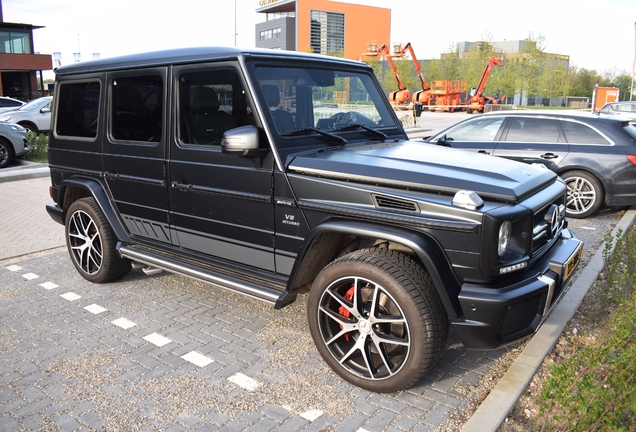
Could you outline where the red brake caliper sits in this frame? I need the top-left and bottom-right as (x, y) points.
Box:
(338, 286), (355, 341)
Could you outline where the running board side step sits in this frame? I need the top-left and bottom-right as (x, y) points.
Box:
(118, 244), (297, 309)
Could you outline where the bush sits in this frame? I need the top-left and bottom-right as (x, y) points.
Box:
(25, 131), (48, 163)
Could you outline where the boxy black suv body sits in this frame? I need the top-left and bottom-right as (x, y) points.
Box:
(46, 47), (582, 392)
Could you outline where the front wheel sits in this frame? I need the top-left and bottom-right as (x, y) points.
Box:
(561, 170), (603, 218)
(65, 197), (131, 283)
(307, 247), (448, 392)
(0, 138), (14, 168)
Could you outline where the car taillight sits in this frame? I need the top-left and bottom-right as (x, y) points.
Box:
(627, 155), (636, 166)
(49, 186), (53, 198)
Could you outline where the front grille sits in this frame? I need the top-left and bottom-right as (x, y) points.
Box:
(372, 195), (419, 213)
(498, 293), (542, 337)
(531, 199), (566, 255)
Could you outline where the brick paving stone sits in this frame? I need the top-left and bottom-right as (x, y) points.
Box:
(244, 417), (278, 432)
(0, 414), (22, 431)
(423, 405), (453, 428)
(363, 408), (400, 431)
(335, 413), (370, 432)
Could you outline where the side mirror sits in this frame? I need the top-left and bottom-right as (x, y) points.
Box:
(436, 134), (450, 147)
(221, 125), (268, 157)
(41, 107), (51, 114)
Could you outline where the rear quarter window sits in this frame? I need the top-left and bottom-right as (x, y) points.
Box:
(560, 120), (611, 145)
(56, 81), (101, 139)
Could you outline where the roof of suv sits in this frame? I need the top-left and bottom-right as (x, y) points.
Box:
(54, 47), (368, 76)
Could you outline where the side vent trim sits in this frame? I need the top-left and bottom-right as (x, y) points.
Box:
(372, 194), (420, 213)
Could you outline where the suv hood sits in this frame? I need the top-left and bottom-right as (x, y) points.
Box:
(287, 140), (558, 203)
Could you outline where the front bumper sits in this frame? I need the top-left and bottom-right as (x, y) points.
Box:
(452, 229), (583, 349)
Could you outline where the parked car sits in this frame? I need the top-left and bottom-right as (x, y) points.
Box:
(598, 101), (636, 123)
(0, 96), (25, 114)
(425, 110), (636, 218)
(0, 96), (53, 134)
(45, 47), (582, 392)
(0, 122), (29, 168)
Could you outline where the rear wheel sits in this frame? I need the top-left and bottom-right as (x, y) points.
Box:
(0, 138), (14, 168)
(65, 197), (131, 283)
(307, 247), (448, 392)
(561, 170), (603, 218)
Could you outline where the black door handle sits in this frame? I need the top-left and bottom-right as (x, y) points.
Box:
(540, 153), (558, 159)
(171, 181), (192, 191)
(478, 150), (491, 155)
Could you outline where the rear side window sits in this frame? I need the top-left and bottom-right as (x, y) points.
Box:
(504, 117), (561, 143)
(561, 120), (610, 145)
(111, 75), (163, 142)
(56, 81), (101, 138)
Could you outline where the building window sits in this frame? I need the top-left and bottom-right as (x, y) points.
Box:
(310, 11), (344, 56)
(266, 10), (295, 20)
(260, 28), (282, 41)
(0, 30), (32, 54)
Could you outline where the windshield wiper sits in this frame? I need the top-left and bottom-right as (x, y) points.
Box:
(281, 127), (347, 145)
(334, 123), (387, 141)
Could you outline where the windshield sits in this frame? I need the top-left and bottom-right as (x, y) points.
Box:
(254, 64), (396, 142)
(19, 98), (50, 111)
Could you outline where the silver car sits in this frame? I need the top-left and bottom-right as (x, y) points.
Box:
(0, 96), (53, 134)
(0, 122), (29, 168)
(598, 101), (636, 122)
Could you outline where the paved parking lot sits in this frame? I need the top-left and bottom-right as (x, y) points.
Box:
(0, 177), (627, 431)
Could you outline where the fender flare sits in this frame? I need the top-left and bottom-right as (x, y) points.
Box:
(58, 176), (131, 243)
(287, 218), (463, 319)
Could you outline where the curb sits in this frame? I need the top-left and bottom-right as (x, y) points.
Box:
(461, 206), (636, 432)
(0, 164), (50, 183)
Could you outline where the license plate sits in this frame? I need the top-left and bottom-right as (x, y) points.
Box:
(563, 242), (582, 283)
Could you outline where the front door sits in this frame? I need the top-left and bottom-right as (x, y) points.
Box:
(168, 63), (277, 271)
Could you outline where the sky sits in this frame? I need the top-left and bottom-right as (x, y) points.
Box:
(3, 0), (635, 80)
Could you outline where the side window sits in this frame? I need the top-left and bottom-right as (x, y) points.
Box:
(111, 75), (163, 142)
(55, 81), (100, 138)
(445, 117), (504, 142)
(504, 118), (560, 143)
(178, 68), (243, 146)
(561, 121), (611, 145)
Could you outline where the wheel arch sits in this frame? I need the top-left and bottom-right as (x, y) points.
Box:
(287, 218), (463, 319)
(556, 167), (607, 203)
(58, 176), (131, 243)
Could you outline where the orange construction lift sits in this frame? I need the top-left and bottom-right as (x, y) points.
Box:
(364, 43), (411, 109)
(399, 42), (433, 107)
(467, 56), (505, 113)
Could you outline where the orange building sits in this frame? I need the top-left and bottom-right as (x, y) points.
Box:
(255, 0), (390, 61)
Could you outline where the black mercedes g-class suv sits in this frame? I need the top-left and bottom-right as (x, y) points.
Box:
(46, 47), (582, 392)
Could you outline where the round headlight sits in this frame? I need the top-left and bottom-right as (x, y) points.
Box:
(498, 220), (511, 257)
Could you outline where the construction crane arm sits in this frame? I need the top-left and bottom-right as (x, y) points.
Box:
(472, 56), (504, 97)
(402, 42), (429, 91)
(378, 44), (407, 91)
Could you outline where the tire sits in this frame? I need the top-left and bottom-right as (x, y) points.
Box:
(0, 138), (14, 168)
(65, 197), (131, 283)
(307, 247), (448, 392)
(561, 170), (603, 218)
(19, 122), (39, 134)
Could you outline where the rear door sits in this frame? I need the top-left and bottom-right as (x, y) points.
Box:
(168, 62), (277, 271)
(102, 68), (171, 243)
(493, 116), (568, 171)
